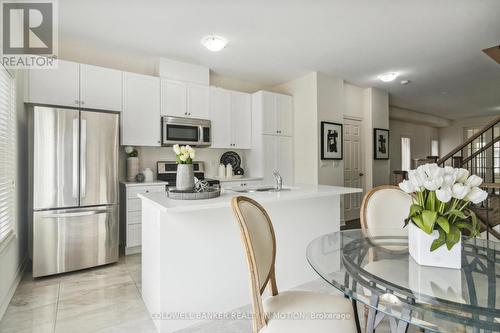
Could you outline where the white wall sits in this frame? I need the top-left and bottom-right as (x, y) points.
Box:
(129, 147), (248, 179)
(439, 115), (498, 157)
(389, 119), (439, 172)
(0, 70), (28, 318)
(273, 72), (319, 184)
(317, 73), (344, 186)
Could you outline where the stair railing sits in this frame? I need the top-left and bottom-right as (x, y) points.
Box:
(437, 115), (500, 186)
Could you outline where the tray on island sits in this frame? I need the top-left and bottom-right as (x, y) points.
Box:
(167, 187), (221, 200)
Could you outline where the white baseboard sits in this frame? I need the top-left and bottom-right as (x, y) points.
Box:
(125, 245), (141, 255)
(0, 256), (27, 320)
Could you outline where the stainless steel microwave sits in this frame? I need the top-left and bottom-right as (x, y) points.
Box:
(162, 116), (211, 147)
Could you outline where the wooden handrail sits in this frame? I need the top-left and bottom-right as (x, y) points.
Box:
(480, 183), (500, 189)
(437, 115), (500, 165)
(462, 135), (500, 164)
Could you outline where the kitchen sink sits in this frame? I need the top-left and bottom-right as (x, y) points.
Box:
(229, 187), (291, 193)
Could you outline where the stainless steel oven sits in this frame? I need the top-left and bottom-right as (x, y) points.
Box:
(162, 116), (211, 147)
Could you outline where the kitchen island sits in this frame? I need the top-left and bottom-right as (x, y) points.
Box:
(138, 184), (361, 333)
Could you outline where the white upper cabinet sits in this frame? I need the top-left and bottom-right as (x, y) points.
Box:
(187, 83), (209, 119)
(26, 60), (123, 112)
(231, 91), (252, 149)
(80, 64), (123, 112)
(209, 87), (231, 148)
(25, 59), (80, 107)
(209, 87), (252, 149)
(161, 79), (186, 117)
(122, 72), (161, 146)
(276, 94), (293, 136)
(161, 79), (209, 119)
(259, 91), (292, 136)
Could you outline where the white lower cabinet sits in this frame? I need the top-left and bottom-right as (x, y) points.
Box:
(120, 182), (166, 254)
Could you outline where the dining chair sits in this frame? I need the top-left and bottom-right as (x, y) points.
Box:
(231, 196), (357, 333)
(360, 185), (413, 230)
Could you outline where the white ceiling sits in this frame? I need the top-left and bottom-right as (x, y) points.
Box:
(59, 0), (500, 119)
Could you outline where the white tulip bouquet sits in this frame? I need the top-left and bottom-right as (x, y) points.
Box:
(399, 163), (487, 251)
(173, 144), (195, 164)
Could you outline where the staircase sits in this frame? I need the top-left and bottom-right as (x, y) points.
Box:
(437, 115), (500, 240)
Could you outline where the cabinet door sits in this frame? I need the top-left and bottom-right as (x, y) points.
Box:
(187, 83), (209, 119)
(161, 79), (187, 117)
(26, 60), (80, 107)
(261, 92), (277, 135)
(263, 135), (278, 185)
(278, 136), (293, 186)
(209, 87), (231, 148)
(80, 64), (122, 112)
(231, 91), (252, 149)
(122, 72), (161, 146)
(276, 94), (293, 136)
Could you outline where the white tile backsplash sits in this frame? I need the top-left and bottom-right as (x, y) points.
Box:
(120, 146), (248, 180)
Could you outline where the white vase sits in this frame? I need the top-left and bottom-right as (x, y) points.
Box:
(408, 222), (461, 269)
(176, 164), (194, 191)
(127, 157), (139, 182)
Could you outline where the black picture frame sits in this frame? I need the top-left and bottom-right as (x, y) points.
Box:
(374, 128), (390, 160)
(321, 121), (343, 160)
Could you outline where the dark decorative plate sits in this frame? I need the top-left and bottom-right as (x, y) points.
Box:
(234, 167), (244, 176)
(220, 151), (241, 170)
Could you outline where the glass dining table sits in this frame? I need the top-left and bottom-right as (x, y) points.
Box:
(306, 228), (500, 333)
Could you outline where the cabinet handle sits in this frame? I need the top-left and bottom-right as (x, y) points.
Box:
(81, 101), (85, 105)
(188, 113), (191, 116)
(75, 100), (79, 105)
(184, 112), (188, 115)
(145, 190), (149, 193)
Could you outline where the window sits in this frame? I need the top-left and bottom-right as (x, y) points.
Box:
(401, 137), (411, 171)
(431, 140), (439, 156)
(0, 66), (15, 244)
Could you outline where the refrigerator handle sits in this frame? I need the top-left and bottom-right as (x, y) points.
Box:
(72, 118), (79, 199)
(81, 118), (87, 198)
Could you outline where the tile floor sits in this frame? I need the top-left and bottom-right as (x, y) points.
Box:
(0, 254), (409, 333)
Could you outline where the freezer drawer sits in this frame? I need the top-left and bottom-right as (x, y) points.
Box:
(33, 205), (118, 277)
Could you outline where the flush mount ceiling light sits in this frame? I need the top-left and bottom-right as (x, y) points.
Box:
(201, 35), (227, 52)
(400, 80), (410, 85)
(377, 72), (399, 82)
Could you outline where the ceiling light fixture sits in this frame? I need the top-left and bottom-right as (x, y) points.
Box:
(400, 80), (410, 85)
(377, 72), (399, 82)
(201, 35), (227, 52)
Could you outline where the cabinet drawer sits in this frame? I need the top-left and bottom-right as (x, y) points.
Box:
(127, 211), (141, 225)
(127, 198), (142, 212)
(127, 185), (165, 199)
(127, 224), (141, 247)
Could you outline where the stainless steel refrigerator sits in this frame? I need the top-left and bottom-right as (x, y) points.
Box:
(31, 106), (119, 277)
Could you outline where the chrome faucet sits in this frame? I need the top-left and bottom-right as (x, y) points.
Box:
(273, 170), (283, 191)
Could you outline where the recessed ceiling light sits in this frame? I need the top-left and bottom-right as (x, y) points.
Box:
(201, 35), (227, 52)
(400, 80), (410, 85)
(377, 72), (399, 82)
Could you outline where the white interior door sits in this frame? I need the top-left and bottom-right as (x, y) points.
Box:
(344, 118), (363, 221)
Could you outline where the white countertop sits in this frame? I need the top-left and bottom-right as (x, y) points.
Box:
(120, 180), (168, 187)
(138, 184), (362, 213)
